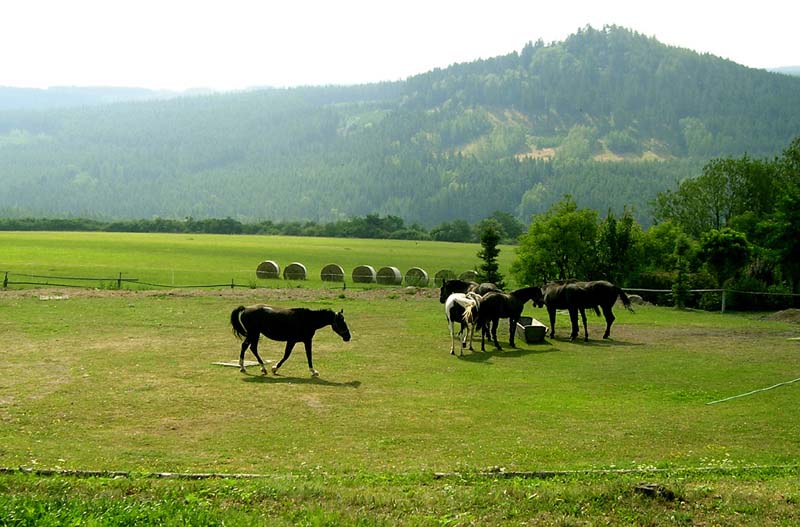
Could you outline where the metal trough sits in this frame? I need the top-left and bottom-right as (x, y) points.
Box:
(516, 316), (548, 343)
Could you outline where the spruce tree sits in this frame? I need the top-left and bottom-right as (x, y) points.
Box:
(477, 225), (506, 289)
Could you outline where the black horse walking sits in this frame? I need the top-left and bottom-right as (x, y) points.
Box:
(476, 286), (544, 350)
(230, 305), (351, 377)
(541, 280), (633, 341)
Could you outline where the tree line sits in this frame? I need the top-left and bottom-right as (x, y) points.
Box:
(0, 210), (525, 244)
(511, 137), (800, 310)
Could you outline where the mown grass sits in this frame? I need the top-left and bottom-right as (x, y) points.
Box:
(0, 231), (515, 289)
(1, 231), (799, 524)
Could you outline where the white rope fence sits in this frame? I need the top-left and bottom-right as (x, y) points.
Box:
(706, 377), (800, 405)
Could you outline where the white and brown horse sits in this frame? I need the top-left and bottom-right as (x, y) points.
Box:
(445, 292), (482, 355)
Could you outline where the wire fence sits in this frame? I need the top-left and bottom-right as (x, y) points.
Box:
(3, 271), (799, 311)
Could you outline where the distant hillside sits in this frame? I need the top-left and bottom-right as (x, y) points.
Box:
(1, 26), (799, 227)
(771, 66), (800, 77)
(0, 86), (193, 111)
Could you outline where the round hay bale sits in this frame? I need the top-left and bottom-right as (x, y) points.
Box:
(283, 262), (307, 280)
(459, 270), (478, 282)
(256, 260), (280, 279)
(376, 266), (403, 285)
(404, 267), (429, 287)
(352, 265), (377, 283)
(434, 269), (457, 287)
(320, 263), (345, 282)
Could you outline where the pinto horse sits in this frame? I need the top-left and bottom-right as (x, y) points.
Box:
(444, 292), (482, 355)
(438, 278), (500, 304)
(230, 305), (351, 377)
(475, 286), (544, 350)
(541, 280), (633, 341)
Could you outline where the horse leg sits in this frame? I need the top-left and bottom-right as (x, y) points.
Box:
(466, 322), (475, 351)
(448, 320), (456, 355)
(272, 341), (296, 374)
(509, 317), (517, 348)
(601, 305), (615, 339)
(580, 308), (589, 341)
(246, 334), (268, 375)
(548, 307), (557, 339)
(492, 319), (502, 350)
(568, 308), (579, 341)
(303, 340), (319, 377)
(458, 321), (467, 355)
(239, 338), (250, 372)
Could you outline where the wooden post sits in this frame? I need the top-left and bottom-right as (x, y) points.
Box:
(118, 272), (122, 289)
(3, 272), (7, 288)
(721, 289), (726, 314)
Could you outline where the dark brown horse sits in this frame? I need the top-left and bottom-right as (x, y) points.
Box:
(541, 280), (633, 341)
(475, 286), (545, 350)
(438, 278), (500, 304)
(230, 305), (351, 377)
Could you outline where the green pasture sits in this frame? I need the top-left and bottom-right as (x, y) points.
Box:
(0, 231), (516, 289)
(1, 232), (799, 524)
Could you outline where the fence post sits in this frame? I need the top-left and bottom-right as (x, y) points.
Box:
(118, 272), (123, 289)
(721, 289), (726, 314)
(231, 279), (235, 290)
(3, 272), (7, 288)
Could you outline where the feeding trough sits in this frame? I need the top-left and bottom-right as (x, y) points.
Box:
(404, 267), (429, 287)
(352, 265), (377, 283)
(256, 260), (280, 279)
(321, 263), (345, 282)
(516, 316), (548, 343)
(283, 262), (307, 280)
(434, 269), (457, 287)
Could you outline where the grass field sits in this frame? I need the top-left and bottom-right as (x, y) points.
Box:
(1, 231), (799, 525)
(0, 231), (516, 289)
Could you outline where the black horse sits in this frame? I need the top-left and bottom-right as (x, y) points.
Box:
(475, 286), (545, 350)
(230, 305), (351, 377)
(438, 278), (500, 304)
(541, 280), (633, 341)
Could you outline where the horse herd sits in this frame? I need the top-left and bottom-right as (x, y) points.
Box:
(440, 278), (634, 356)
(228, 278), (632, 377)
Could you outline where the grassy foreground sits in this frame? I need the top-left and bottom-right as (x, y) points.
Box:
(1, 232), (799, 524)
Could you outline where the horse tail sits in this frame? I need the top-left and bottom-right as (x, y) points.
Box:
(616, 287), (634, 312)
(462, 303), (475, 324)
(230, 306), (248, 340)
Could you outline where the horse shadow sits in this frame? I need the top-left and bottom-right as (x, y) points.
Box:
(457, 341), (557, 363)
(546, 336), (642, 348)
(242, 374), (361, 388)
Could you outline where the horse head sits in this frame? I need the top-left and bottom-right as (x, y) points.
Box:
(333, 309), (351, 342)
(438, 280), (450, 304)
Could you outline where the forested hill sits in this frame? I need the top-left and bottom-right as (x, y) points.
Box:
(1, 25), (799, 227)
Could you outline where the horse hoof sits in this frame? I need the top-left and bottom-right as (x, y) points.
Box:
(271, 366), (279, 375)
(239, 367), (246, 373)
(310, 369), (319, 377)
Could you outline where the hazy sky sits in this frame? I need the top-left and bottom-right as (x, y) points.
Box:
(3, 0), (798, 91)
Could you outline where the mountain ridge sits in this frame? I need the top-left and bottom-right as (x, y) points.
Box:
(1, 26), (798, 227)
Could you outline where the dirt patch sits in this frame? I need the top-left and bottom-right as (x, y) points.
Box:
(1, 286), (439, 302)
(763, 309), (800, 323)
